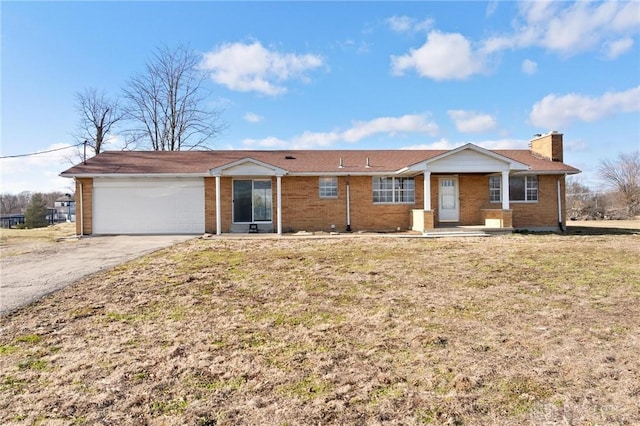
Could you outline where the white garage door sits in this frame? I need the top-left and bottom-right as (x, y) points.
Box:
(93, 178), (205, 234)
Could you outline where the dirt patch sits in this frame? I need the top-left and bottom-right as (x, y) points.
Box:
(1, 234), (639, 425)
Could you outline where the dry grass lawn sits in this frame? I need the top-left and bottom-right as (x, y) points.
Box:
(1, 231), (639, 425)
(0, 223), (76, 256)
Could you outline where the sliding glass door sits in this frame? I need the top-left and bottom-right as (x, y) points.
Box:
(233, 179), (272, 223)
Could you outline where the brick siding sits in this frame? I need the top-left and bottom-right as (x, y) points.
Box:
(204, 173), (564, 233)
(510, 175), (564, 229)
(279, 176), (422, 232)
(204, 177), (216, 233)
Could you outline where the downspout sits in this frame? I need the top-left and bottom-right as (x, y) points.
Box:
(557, 176), (565, 232)
(346, 176), (352, 232)
(78, 180), (84, 237)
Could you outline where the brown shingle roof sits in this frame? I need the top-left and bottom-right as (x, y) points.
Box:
(60, 149), (580, 176)
(494, 150), (580, 173)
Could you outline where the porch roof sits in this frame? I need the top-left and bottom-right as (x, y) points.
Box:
(60, 148), (580, 177)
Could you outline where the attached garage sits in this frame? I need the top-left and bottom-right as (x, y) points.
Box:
(92, 178), (205, 234)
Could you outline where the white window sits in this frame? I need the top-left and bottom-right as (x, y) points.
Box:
(319, 177), (338, 198)
(489, 176), (502, 202)
(489, 175), (538, 202)
(373, 177), (415, 203)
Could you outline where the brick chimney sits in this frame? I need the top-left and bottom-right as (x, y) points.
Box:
(530, 131), (563, 162)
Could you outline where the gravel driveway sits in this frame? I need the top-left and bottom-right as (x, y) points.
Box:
(0, 235), (194, 315)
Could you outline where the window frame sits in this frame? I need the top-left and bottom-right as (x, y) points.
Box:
(489, 175), (539, 203)
(373, 176), (415, 204)
(319, 176), (338, 199)
(489, 176), (502, 202)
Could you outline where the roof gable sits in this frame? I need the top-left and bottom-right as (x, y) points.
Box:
(210, 158), (288, 176)
(406, 144), (530, 173)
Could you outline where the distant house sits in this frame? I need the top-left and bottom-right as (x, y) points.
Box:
(53, 194), (76, 222)
(60, 132), (579, 235)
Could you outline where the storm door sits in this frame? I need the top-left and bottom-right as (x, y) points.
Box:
(438, 177), (459, 222)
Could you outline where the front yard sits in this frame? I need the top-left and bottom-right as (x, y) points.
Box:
(1, 232), (639, 425)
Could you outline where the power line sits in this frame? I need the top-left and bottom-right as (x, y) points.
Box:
(0, 142), (84, 159)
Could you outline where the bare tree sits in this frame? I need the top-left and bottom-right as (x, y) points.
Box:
(74, 88), (123, 155)
(1, 193), (21, 215)
(599, 151), (640, 218)
(0, 192), (32, 215)
(122, 45), (224, 151)
(565, 178), (608, 219)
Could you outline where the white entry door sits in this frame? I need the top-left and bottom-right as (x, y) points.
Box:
(438, 177), (459, 222)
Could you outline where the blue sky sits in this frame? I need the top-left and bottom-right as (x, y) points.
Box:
(1, 1), (639, 194)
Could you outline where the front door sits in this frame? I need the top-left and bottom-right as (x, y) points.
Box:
(438, 177), (459, 222)
(233, 179), (272, 223)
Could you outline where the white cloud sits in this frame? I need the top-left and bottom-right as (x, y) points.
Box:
(242, 114), (439, 149)
(200, 41), (324, 96)
(386, 16), (433, 33)
(393, 2), (638, 81)
(485, 0), (499, 17)
(565, 138), (588, 153)
(334, 39), (371, 54)
(448, 110), (497, 133)
(402, 138), (456, 150)
(482, 1), (640, 57)
(391, 31), (485, 80)
(476, 138), (527, 150)
(521, 59), (538, 75)
(341, 115), (438, 142)
(1, 143), (78, 194)
(603, 37), (634, 60)
(241, 136), (289, 149)
(402, 137), (524, 151)
(529, 86), (640, 129)
(243, 112), (264, 123)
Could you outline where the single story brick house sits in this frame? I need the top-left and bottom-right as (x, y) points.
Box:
(60, 131), (579, 235)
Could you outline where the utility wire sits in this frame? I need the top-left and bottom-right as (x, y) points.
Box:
(0, 142), (84, 159)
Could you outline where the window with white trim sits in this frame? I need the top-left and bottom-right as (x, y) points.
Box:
(489, 175), (538, 202)
(373, 177), (415, 203)
(489, 176), (501, 202)
(319, 177), (338, 198)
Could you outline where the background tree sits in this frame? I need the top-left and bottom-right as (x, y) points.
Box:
(122, 44), (225, 151)
(0, 192), (32, 215)
(24, 193), (48, 228)
(74, 88), (123, 156)
(566, 178), (601, 219)
(599, 151), (640, 218)
(42, 192), (66, 209)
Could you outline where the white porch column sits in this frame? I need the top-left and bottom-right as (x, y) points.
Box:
(501, 171), (510, 210)
(276, 175), (282, 235)
(215, 175), (222, 235)
(424, 171), (431, 210)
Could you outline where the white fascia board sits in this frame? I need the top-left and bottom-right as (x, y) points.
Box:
(512, 170), (580, 176)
